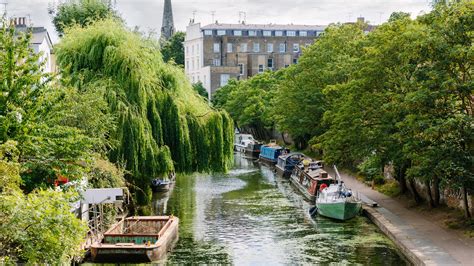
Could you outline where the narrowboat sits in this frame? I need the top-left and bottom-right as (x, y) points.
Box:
(244, 142), (262, 158)
(275, 153), (312, 178)
(314, 166), (362, 220)
(91, 216), (179, 263)
(259, 144), (290, 165)
(289, 160), (334, 201)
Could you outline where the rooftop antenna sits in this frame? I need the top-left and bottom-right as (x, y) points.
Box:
(347, 12), (353, 22)
(211, 11), (215, 24)
(239, 11), (246, 24)
(192, 10), (196, 21)
(378, 12), (384, 24)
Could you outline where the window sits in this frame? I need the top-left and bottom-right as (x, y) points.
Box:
(238, 63), (244, 75)
(316, 31), (323, 37)
(220, 74), (230, 87)
(186, 60), (189, 71)
(293, 43), (300, 53)
(279, 43), (286, 53)
(213, 43), (220, 53)
(263, 31), (272, 37)
(213, 59), (221, 66)
(186, 46), (189, 55)
(192, 60), (195, 70)
(217, 30), (226, 36)
(275, 31), (283, 37)
(240, 43), (248, 52)
(267, 43), (274, 53)
(267, 58), (273, 69)
(227, 43), (233, 53)
(192, 45), (195, 55)
(293, 58), (298, 64)
(258, 65), (264, 73)
(287, 31), (296, 37)
(300, 31), (307, 37)
(204, 30), (213, 36)
(253, 43), (260, 53)
(197, 58), (200, 68)
(234, 30), (242, 36)
(249, 30), (257, 36)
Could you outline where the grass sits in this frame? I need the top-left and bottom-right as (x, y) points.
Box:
(375, 180), (401, 197)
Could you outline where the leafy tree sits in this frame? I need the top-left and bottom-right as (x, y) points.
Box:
(161, 31), (185, 66)
(55, 19), (234, 208)
(273, 23), (366, 149)
(213, 71), (284, 140)
(51, 0), (119, 36)
(193, 81), (209, 99)
(0, 189), (87, 264)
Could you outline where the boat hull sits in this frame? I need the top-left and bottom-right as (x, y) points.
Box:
(275, 165), (291, 178)
(91, 216), (179, 263)
(316, 201), (362, 221)
(289, 174), (315, 201)
(259, 156), (278, 165)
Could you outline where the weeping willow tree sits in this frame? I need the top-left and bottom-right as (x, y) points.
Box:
(55, 19), (233, 208)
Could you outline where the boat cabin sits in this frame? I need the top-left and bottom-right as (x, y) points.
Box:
(259, 144), (290, 164)
(290, 161), (334, 201)
(275, 153), (309, 178)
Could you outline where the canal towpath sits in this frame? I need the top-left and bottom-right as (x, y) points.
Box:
(325, 168), (474, 266)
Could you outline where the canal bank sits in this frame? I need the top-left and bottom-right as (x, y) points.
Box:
(328, 168), (474, 266)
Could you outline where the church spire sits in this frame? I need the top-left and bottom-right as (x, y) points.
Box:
(161, 0), (175, 40)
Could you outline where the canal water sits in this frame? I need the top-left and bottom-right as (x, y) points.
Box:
(153, 155), (408, 265)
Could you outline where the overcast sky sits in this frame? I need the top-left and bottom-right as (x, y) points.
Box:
(8, 0), (432, 42)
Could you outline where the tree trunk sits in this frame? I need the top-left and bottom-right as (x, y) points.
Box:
(409, 179), (422, 204)
(433, 176), (440, 207)
(462, 185), (471, 219)
(425, 179), (434, 208)
(281, 133), (289, 145)
(396, 164), (408, 194)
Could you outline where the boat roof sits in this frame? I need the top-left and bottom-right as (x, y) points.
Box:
(278, 152), (306, 159)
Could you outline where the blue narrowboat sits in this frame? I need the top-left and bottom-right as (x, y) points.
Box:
(259, 145), (290, 165)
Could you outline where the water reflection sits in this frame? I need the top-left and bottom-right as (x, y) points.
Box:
(157, 155), (408, 265)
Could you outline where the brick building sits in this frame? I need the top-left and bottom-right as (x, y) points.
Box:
(184, 22), (327, 99)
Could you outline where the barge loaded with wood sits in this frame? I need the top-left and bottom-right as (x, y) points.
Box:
(91, 216), (179, 263)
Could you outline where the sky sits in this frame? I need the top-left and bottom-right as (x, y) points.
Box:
(7, 0), (433, 43)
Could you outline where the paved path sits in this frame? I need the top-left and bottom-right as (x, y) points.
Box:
(325, 168), (474, 266)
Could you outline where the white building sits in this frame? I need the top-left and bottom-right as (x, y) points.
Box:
(13, 17), (55, 74)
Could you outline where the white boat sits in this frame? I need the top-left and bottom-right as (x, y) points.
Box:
(235, 132), (263, 158)
(314, 166), (362, 220)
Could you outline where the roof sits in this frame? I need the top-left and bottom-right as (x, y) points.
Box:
(202, 23), (327, 31)
(15, 26), (53, 48)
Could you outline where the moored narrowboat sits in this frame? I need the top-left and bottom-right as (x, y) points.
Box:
(91, 216), (179, 263)
(275, 153), (312, 178)
(259, 144), (290, 165)
(289, 160), (334, 201)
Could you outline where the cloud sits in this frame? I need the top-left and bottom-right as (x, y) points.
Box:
(7, 0), (432, 43)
